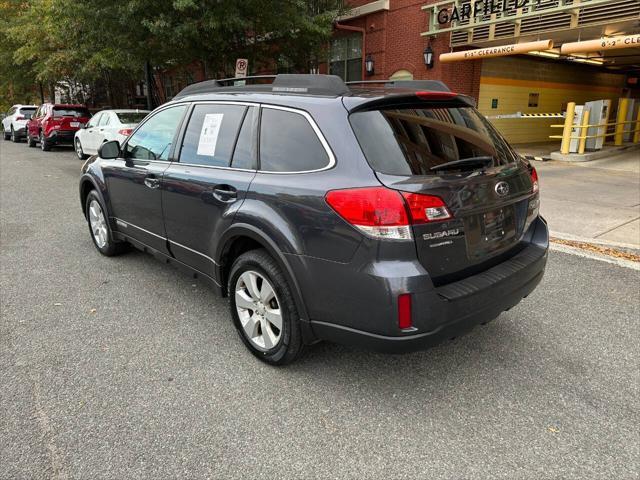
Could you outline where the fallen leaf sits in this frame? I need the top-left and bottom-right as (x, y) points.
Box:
(89, 308), (97, 314)
(547, 426), (560, 433)
(53, 302), (62, 306)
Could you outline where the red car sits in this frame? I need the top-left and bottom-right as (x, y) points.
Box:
(26, 103), (91, 151)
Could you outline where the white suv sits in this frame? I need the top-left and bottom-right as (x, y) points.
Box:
(2, 104), (38, 142)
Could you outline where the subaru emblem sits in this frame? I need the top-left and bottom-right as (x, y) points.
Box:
(495, 181), (509, 197)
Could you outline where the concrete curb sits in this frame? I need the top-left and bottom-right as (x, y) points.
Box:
(549, 144), (640, 162)
(550, 231), (640, 252)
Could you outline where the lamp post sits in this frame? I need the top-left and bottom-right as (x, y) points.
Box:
(423, 45), (434, 69)
(365, 54), (375, 76)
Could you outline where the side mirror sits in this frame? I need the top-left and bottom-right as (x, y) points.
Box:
(98, 140), (120, 159)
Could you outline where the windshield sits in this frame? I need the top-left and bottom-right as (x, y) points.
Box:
(350, 106), (517, 176)
(53, 107), (90, 118)
(116, 112), (148, 124)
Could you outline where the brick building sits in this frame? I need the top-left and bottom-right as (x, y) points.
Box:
(333, 0), (640, 144)
(331, 0), (481, 98)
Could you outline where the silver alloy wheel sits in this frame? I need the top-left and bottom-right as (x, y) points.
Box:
(75, 139), (83, 158)
(235, 270), (283, 351)
(88, 199), (108, 248)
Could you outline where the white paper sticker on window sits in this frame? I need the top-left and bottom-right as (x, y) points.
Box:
(197, 113), (224, 156)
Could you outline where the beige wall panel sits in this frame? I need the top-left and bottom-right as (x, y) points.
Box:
(478, 57), (625, 144)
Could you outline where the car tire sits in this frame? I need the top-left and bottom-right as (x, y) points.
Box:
(40, 131), (51, 151)
(2, 128), (9, 140)
(75, 138), (88, 160)
(10, 127), (19, 143)
(27, 134), (36, 147)
(228, 249), (304, 365)
(85, 190), (128, 256)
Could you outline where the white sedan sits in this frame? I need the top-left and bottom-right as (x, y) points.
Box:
(74, 109), (149, 159)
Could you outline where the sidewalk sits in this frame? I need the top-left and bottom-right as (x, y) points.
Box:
(531, 148), (640, 248)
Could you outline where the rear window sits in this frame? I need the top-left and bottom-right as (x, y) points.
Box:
(19, 107), (36, 114)
(349, 107), (517, 176)
(53, 107), (89, 118)
(259, 108), (330, 172)
(116, 112), (148, 124)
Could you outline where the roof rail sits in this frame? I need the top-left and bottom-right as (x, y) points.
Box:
(345, 79), (451, 92)
(174, 74), (349, 99)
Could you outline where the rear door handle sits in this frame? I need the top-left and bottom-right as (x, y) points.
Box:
(144, 175), (160, 189)
(209, 185), (237, 202)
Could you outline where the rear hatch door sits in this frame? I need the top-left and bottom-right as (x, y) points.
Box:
(53, 106), (91, 131)
(350, 102), (537, 283)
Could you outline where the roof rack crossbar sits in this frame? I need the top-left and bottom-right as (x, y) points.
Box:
(215, 75), (277, 85)
(174, 74), (350, 99)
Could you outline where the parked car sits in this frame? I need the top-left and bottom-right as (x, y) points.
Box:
(74, 109), (150, 159)
(78, 74), (548, 365)
(26, 103), (91, 151)
(2, 104), (38, 142)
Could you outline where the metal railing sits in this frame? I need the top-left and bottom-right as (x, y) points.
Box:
(549, 100), (640, 154)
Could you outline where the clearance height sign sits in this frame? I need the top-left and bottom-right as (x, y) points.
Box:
(440, 40), (553, 63)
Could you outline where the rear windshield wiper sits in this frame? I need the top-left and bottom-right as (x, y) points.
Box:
(430, 156), (494, 172)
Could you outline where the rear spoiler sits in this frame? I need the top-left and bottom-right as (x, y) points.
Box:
(344, 91), (477, 113)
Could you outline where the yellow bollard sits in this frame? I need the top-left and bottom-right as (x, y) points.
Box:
(614, 98), (629, 146)
(561, 102), (576, 155)
(578, 108), (590, 154)
(634, 108), (640, 144)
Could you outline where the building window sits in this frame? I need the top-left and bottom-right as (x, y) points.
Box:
(528, 93), (540, 108)
(330, 34), (362, 82)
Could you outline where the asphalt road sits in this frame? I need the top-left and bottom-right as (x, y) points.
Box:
(1, 140), (638, 480)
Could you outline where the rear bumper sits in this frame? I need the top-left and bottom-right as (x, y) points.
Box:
(46, 130), (76, 145)
(13, 126), (26, 137)
(307, 216), (549, 353)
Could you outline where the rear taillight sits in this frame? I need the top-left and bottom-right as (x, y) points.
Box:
(398, 293), (412, 330)
(15, 115), (25, 120)
(530, 167), (539, 194)
(325, 187), (412, 240)
(118, 128), (133, 136)
(325, 187), (452, 240)
(401, 192), (452, 223)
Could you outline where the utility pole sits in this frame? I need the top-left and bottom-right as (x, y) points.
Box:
(145, 61), (154, 110)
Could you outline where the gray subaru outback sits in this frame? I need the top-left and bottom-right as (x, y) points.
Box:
(79, 74), (548, 365)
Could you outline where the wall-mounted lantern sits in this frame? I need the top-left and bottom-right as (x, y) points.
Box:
(365, 54), (375, 76)
(423, 45), (435, 69)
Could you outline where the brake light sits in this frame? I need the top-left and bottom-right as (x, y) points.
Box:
(325, 187), (411, 240)
(15, 115), (24, 120)
(325, 187), (453, 240)
(398, 293), (412, 330)
(401, 192), (452, 223)
(416, 91), (458, 100)
(530, 167), (539, 194)
(118, 128), (133, 136)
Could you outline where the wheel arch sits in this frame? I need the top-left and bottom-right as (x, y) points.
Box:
(79, 175), (107, 218)
(216, 223), (317, 344)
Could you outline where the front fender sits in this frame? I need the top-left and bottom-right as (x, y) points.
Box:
(79, 167), (109, 217)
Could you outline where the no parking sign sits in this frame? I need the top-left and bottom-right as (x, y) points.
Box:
(235, 58), (248, 78)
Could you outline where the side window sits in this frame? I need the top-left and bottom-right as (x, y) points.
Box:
(98, 113), (111, 126)
(259, 108), (330, 172)
(125, 105), (187, 161)
(179, 104), (246, 168)
(88, 113), (101, 128)
(230, 107), (256, 170)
